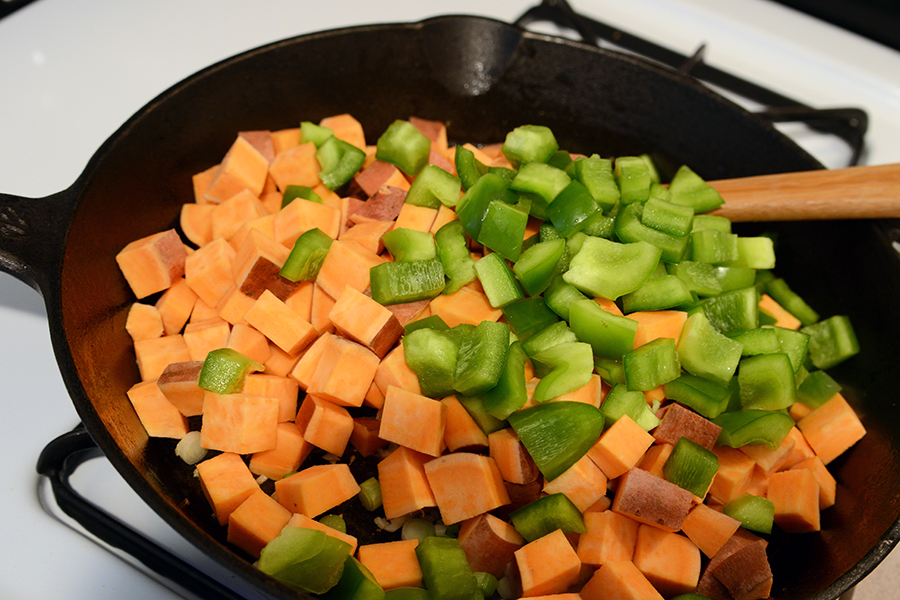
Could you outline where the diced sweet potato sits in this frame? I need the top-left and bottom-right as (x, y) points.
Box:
(125, 379), (189, 439)
(374, 343), (422, 397)
(377, 445), (437, 519)
(268, 141), (320, 191)
(543, 454), (609, 513)
(797, 393), (866, 464)
(394, 203), (438, 233)
(196, 452), (260, 526)
(632, 525), (701, 597)
(200, 391), (279, 454)
(489, 427), (541, 485)
(653, 403), (722, 451)
(383, 297), (432, 327)
(703, 530), (772, 600)
(759, 293), (801, 330)
(185, 237), (237, 308)
(680, 502), (742, 559)
(576, 509), (640, 568)
(228, 213), (277, 252)
(515, 529), (582, 597)
(211, 189), (267, 241)
(358, 539), (423, 590)
(289, 332), (334, 390)
(379, 385), (447, 457)
(283, 280), (314, 322)
(739, 428), (796, 474)
(125, 302), (164, 342)
(248, 422), (313, 481)
(428, 285), (502, 327)
(588, 415), (655, 480)
(133, 334), (192, 381)
(314, 239), (384, 300)
(320, 113), (367, 150)
(424, 452), (510, 525)
(790, 455), (836, 509)
(553, 373), (604, 407)
(708, 446), (756, 505)
(580, 560), (664, 600)
(243, 373), (299, 423)
(273, 196), (341, 247)
(442, 395), (489, 452)
(328, 285), (404, 358)
(232, 228), (297, 301)
(192, 165), (217, 204)
(155, 278), (198, 336)
(227, 488), (292, 558)
(204, 135), (270, 203)
(243, 289), (317, 356)
(458, 513), (524, 579)
(627, 310), (688, 349)
(429, 203), (458, 234)
(410, 116), (449, 154)
(295, 394), (354, 456)
(274, 463), (361, 518)
(271, 127), (301, 155)
(183, 317), (231, 362)
(156, 360), (205, 417)
(310, 283), (337, 335)
(354, 160), (411, 197)
(349, 416), (389, 458)
(116, 229), (187, 299)
(227, 322), (273, 365)
(305, 336), (380, 408)
(215, 285), (256, 326)
(338, 220), (395, 255)
(637, 443), (673, 479)
(767, 468), (821, 532)
(780, 426), (817, 470)
(347, 185), (407, 224)
(263, 342), (301, 379)
(611, 468), (693, 532)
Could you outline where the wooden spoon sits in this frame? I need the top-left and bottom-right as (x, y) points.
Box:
(707, 162), (900, 222)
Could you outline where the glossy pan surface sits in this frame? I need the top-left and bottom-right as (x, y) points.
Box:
(2, 15), (898, 600)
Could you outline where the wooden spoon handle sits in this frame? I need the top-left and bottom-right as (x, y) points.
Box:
(707, 163), (900, 222)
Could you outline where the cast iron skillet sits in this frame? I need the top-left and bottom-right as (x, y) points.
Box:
(2, 14), (899, 600)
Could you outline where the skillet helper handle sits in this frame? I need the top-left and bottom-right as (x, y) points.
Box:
(708, 163), (900, 222)
(0, 188), (75, 293)
(37, 426), (247, 600)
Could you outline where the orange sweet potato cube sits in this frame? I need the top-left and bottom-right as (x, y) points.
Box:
(797, 393), (866, 465)
(180, 202), (215, 247)
(543, 454), (609, 513)
(350, 416), (389, 457)
(377, 446), (438, 520)
(709, 446), (757, 505)
(576, 509), (640, 568)
(210, 189), (267, 241)
(790, 455), (837, 509)
(295, 394), (354, 456)
(587, 415), (655, 480)
(314, 239), (385, 300)
(581, 560), (664, 600)
(489, 427), (541, 485)
(273, 197), (341, 247)
(424, 452), (510, 525)
(154, 278), (198, 335)
(767, 468), (821, 533)
(515, 529), (582, 597)
(442, 395), (489, 452)
(632, 524), (701, 597)
(215, 285), (255, 326)
(125, 302), (164, 342)
(680, 502), (742, 559)
(268, 141), (320, 191)
(287, 513), (359, 554)
(243, 289), (317, 356)
(305, 336), (380, 408)
(428, 285), (501, 328)
(125, 379), (189, 439)
(204, 135), (269, 203)
(133, 334), (192, 381)
(185, 237), (237, 308)
(227, 489), (292, 558)
(248, 422), (314, 480)
(289, 331), (334, 390)
(232, 228), (295, 301)
(358, 539), (423, 590)
(182, 317), (231, 362)
(116, 229), (187, 299)
(379, 386), (447, 457)
(200, 391), (279, 454)
(328, 285), (404, 358)
(320, 113), (367, 150)
(156, 360), (205, 417)
(227, 322), (273, 366)
(196, 452), (260, 526)
(243, 373), (299, 423)
(274, 463), (360, 518)
(374, 343), (422, 397)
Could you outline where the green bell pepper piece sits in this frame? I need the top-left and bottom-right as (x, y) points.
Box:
(414, 536), (479, 600)
(722, 493), (774, 535)
(547, 179), (601, 238)
(572, 154), (620, 211)
(676, 312), (743, 384)
(621, 274), (694, 313)
(198, 348), (263, 394)
(300, 121), (334, 147)
(729, 327), (781, 356)
(502, 297), (560, 342)
(600, 384), (661, 431)
(521, 320), (578, 360)
(280, 227), (333, 282)
(615, 201), (689, 264)
(713, 265), (757, 292)
(454, 145), (489, 190)
(509, 493), (586, 542)
(543, 275), (589, 322)
(797, 370), (842, 408)
(623, 337), (681, 392)
(477, 199), (529, 262)
(594, 357), (627, 386)
(382, 228), (437, 262)
(316, 136), (367, 191)
(667, 165), (725, 213)
(692, 213), (732, 233)
(501, 124), (559, 167)
(689, 229), (739, 265)
(258, 526), (353, 594)
(508, 401), (605, 481)
(713, 409), (794, 450)
(568, 298), (638, 360)
(455, 172), (514, 241)
(510, 161), (571, 203)
(563, 237), (662, 301)
(764, 277), (819, 326)
(403, 327), (460, 398)
(473, 251), (525, 308)
(321, 556), (385, 600)
(513, 238), (567, 297)
(369, 258), (446, 305)
(667, 260), (723, 297)
(375, 120), (431, 177)
(529, 341), (594, 403)
(738, 353), (797, 410)
(405, 164), (462, 209)
(434, 220), (476, 295)
(282, 184), (322, 207)
(458, 394), (507, 435)
(663, 437), (719, 498)
(614, 156), (652, 205)
(641, 196), (695, 237)
(663, 372), (732, 419)
(801, 315), (860, 369)
(699, 286), (760, 335)
(480, 341), (528, 420)
(453, 320), (510, 397)
(732, 236), (776, 269)
(357, 477), (383, 512)
(403, 314), (450, 335)
(772, 326), (811, 372)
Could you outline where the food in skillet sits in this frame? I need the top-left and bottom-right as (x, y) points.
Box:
(116, 114), (865, 599)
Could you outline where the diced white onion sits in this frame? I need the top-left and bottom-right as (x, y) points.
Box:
(374, 515), (409, 533)
(175, 431), (208, 465)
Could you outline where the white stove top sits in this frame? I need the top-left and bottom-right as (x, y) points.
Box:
(2, 1), (900, 599)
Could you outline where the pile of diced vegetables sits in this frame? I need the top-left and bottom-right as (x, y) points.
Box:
(116, 113), (866, 600)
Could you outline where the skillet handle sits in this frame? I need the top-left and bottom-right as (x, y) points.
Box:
(0, 187), (76, 295)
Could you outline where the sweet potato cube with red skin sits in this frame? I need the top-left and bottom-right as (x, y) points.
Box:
(243, 289), (317, 356)
(350, 416), (389, 457)
(612, 467), (694, 532)
(580, 560), (664, 600)
(156, 360), (205, 417)
(767, 468), (821, 533)
(515, 529), (582, 597)
(458, 513), (524, 578)
(347, 185), (407, 223)
(274, 463), (361, 518)
(703, 530), (773, 600)
(489, 427), (541, 485)
(287, 513), (358, 555)
(588, 415), (655, 480)
(200, 392), (279, 454)
(410, 116), (449, 154)
(544, 454), (609, 513)
(797, 393), (867, 465)
(315, 239), (385, 300)
(196, 452), (260, 526)
(242, 373), (299, 423)
(379, 386), (447, 457)
(238, 130), (275, 163)
(227, 489), (292, 559)
(377, 446), (437, 519)
(653, 403), (722, 451)
(382, 297), (432, 327)
(125, 380), (189, 439)
(442, 395), (489, 452)
(306, 336), (380, 408)
(183, 317), (231, 362)
(295, 394), (354, 457)
(680, 502), (742, 559)
(328, 285), (404, 358)
(233, 228), (298, 301)
(126, 302), (164, 342)
(358, 539), (423, 590)
(116, 229), (187, 300)
(354, 160), (411, 197)
(134, 334), (192, 381)
(424, 452), (510, 525)
(633, 524), (701, 597)
(204, 135), (269, 203)
(269, 141), (319, 191)
(576, 510), (640, 568)
(249, 422), (314, 480)
(185, 237), (237, 308)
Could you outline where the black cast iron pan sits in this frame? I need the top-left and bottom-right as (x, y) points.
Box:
(2, 14), (899, 600)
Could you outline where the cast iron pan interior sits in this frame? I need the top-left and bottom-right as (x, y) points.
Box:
(20, 15), (900, 599)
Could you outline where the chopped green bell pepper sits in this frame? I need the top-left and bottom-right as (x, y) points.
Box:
(375, 120), (431, 177)
(403, 327), (460, 398)
(479, 341), (528, 420)
(529, 341), (594, 403)
(300, 121), (334, 147)
(614, 156), (652, 205)
(623, 337), (681, 392)
(738, 353), (797, 410)
(572, 154), (620, 211)
(369, 258), (446, 305)
(406, 164), (462, 209)
(600, 384), (661, 431)
(501, 124), (559, 167)
(509, 493), (586, 542)
(713, 409), (794, 450)
(663, 372), (732, 419)
(316, 136), (367, 191)
(501, 297), (560, 342)
(513, 238), (567, 297)
(546, 180), (601, 238)
(667, 165), (725, 213)
(722, 493), (774, 534)
(663, 437), (719, 498)
(382, 228), (437, 262)
(797, 369), (842, 408)
(198, 348), (263, 394)
(454, 145), (489, 190)
(801, 315), (860, 369)
(676, 312), (743, 384)
(473, 251), (525, 308)
(434, 220), (476, 295)
(568, 298), (638, 360)
(563, 237), (662, 300)
(414, 536), (479, 600)
(280, 227), (333, 282)
(258, 526), (353, 594)
(453, 320), (510, 397)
